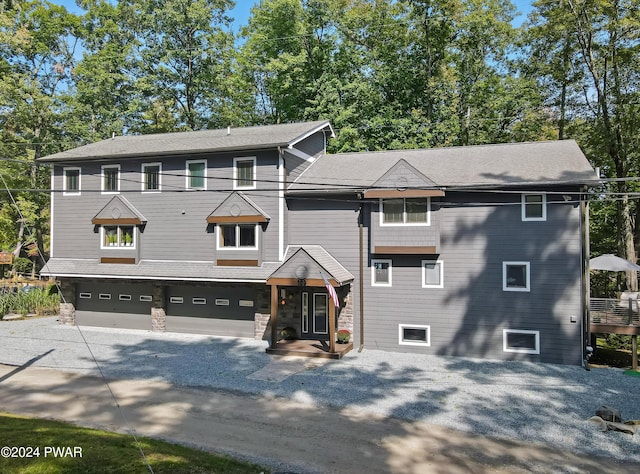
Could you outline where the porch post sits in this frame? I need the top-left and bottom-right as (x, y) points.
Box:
(270, 284), (278, 349)
(328, 299), (336, 353)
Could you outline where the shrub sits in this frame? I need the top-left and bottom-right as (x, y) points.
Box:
(337, 329), (351, 343)
(0, 287), (60, 317)
(281, 326), (297, 340)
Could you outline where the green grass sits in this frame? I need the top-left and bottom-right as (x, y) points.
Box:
(0, 412), (266, 473)
(591, 337), (640, 369)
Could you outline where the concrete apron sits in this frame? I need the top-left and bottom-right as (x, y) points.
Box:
(247, 355), (329, 382)
(1, 364), (639, 474)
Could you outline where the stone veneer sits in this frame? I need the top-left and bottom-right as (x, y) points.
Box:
(151, 284), (166, 331)
(58, 279), (77, 325)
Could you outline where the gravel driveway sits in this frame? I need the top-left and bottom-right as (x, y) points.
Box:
(1, 316), (639, 464)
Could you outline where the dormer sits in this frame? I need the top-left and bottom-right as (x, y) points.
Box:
(368, 160), (444, 255)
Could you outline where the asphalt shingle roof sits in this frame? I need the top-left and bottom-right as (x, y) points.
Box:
(288, 139), (599, 192)
(38, 121), (331, 162)
(41, 258), (281, 282)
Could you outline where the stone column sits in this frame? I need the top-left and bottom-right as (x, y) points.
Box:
(58, 279), (76, 326)
(151, 284), (166, 332)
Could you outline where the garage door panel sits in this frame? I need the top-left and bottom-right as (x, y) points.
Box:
(77, 282), (153, 315)
(76, 311), (151, 331)
(166, 316), (253, 337)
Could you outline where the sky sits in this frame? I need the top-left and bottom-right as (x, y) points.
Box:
(52, 0), (533, 30)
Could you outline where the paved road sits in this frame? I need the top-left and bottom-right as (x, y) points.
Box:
(1, 363), (639, 474)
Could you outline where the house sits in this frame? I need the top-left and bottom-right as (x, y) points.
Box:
(38, 121), (599, 364)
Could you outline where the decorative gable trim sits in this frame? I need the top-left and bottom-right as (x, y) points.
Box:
(364, 159), (444, 198)
(207, 192), (270, 224)
(267, 246), (354, 287)
(364, 189), (445, 198)
(91, 195), (147, 225)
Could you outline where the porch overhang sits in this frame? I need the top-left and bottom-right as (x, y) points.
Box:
(266, 245), (354, 359)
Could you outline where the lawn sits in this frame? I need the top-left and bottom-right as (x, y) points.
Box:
(0, 412), (266, 473)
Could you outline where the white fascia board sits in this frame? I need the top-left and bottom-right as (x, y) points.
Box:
(287, 121), (334, 148)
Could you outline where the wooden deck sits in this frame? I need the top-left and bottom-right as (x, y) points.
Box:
(590, 323), (640, 335)
(266, 339), (353, 359)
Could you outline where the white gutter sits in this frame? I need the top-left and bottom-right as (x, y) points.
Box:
(278, 148), (285, 261)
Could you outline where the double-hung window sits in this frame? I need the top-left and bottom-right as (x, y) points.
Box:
(371, 259), (392, 286)
(422, 259), (444, 288)
(102, 165), (120, 194)
(234, 157), (256, 189)
(381, 198), (430, 225)
(101, 225), (135, 249)
(522, 193), (546, 221)
(63, 167), (81, 195)
(218, 224), (257, 249)
(142, 163), (161, 192)
(186, 160), (206, 190)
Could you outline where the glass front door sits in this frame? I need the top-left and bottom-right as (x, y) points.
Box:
(301, 292), (328, 340)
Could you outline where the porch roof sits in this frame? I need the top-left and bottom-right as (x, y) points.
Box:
(40, 258), (280, 282)
(268, 245), (354, 286)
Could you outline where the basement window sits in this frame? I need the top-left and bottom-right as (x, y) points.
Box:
(503, 329), (540, 354)
(399, 324), (431, 346)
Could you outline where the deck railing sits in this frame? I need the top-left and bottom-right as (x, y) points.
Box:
(590, 298), (640, 325)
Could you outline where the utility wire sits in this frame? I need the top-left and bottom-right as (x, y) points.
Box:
(0, 171), (156, 474)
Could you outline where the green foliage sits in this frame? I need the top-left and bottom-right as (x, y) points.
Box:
(0, 286), (60, 317)
(11, 256), (31, 274)
(0, 0), (639, 285)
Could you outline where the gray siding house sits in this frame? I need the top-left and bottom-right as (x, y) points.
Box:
(39, 122), (599, 364)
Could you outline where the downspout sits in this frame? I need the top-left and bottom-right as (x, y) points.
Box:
(581, 186), (592, 368)
(277, 146), (285, 261)
(358, 193), (365, 352)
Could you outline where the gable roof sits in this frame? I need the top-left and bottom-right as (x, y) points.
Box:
(269, 245), (354, 286)
(207, 192), (271, 224)
(288, 140), (599, 193)
(91, 195), (147, 225)
(38, 121), (333, 162)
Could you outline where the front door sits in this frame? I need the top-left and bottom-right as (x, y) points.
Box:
(301, 292), (328, 340)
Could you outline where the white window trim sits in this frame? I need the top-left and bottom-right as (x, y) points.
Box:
(216, 224), (259, 250)
(422, 259), (444, 288)
(521, 193), (547, 221)
(186, 159), (207, 190)
(101, 164), (120, 194)
(233, 156), (257, 190)
(100, 226), (137, 250)
(371, 258), (392, 287)
(503, 329), (540, 354)
(141, 162), (162, 193)
(379, 198), (431, 227)
(63, 167), (81, 196)
(398, 324), (431, 346)
(503, 261), (531, 292)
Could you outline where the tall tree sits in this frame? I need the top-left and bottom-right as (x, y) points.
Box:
(0, 0), (81, 273)
(527, 0), (640, 289)
(119, 0), (237, 131)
